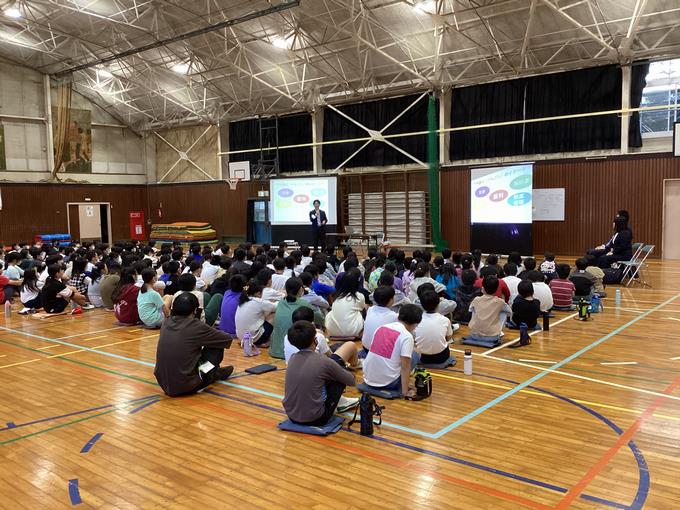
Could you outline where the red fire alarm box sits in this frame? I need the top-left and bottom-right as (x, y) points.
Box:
(129, 211), (145, 240)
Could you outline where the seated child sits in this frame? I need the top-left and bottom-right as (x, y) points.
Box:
(463, 276), (511, 344)
(112, 268), (141, 324)
(235, 280), (277, 347)
(362, 304), (423, 399)
(87, 262), (106, 308)
(219, 275), (246, 336)
(570, 257), (596, 299)
(549, 264), (576, 310)
(68, 257), (91, 298)
(502, 263), (521, 304)
(283, 320), (359, 426)
(517, 257), (543, 281)
(299, 272), (330, 313)
(377, 271), (410, 312)
(585, 255), (607, 297)
(284, 307), (358, 367)
(367, 257), (385, 292)
(18, 268), (42, 314)
(453, 269), (482, 325)
(2, 252), (24, 301)
(305, 264), (335, 300)
(540, 252), (557, 281)
(137, 268), (173, 328)
(414, 290), (454, 365)
(362, 285), (398, 352)
(271, 258), (290, 291)
(100, 261), (121, 311)
(510, 281), (541, 330)
(475, 266), (510, 302)
(325, 268), (366, 338)
(256, 268), (285, 303)
(527, 272), (554, 313)
(41, 264), (91, 314)
(435, 263), (460, 300)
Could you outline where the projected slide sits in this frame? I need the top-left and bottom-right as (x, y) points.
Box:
(470, 164), (533, 224)
(270, 177), (338, 225)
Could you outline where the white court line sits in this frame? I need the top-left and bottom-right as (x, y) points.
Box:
(670, 356), (680, 361)
(518, 359), (558, 364)
(600, 361), (638, 366)
(482, 313), (578, 355)
(450, 347), (680, 402)
(666, 317), (680, 322)
(55, 325), (125, 340)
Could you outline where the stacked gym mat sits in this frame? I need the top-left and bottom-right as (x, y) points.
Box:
(149, 222), (218, 246)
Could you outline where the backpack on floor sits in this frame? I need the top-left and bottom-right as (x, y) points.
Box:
(602, 266), (624, 285)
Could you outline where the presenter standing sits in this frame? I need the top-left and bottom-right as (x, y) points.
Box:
(309, 200), (327, 252)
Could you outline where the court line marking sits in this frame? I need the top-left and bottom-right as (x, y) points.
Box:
(600, 361), (638, 366)
(666, 317), (680, 322)
(56, 325), (125, 339)
(451, 348), (680, 402)
(430, 372), (680, 422)
(0, 328), (636, 510)
(432, 293), (680, 438)
(80, 432), (103, 453)
(128, 398), (161, 415)
(482, 313), (577, 355)
(38, 335), (109, 350)
(68, 479), (82, 505)
(555, 375), (680, 509)
(670, 356), (680, 361)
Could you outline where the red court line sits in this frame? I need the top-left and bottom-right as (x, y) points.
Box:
(555, 375), (680, 509)
(190, 400), (552, 510)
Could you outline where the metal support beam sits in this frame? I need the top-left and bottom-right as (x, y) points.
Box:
(540, 0), (615, 51)
(54, 1), (301, 77)
(621, 65), (631, 155)
(43, 74), (55, 175)
(439, 87), (451, 166)
(312, 108), (323, 173)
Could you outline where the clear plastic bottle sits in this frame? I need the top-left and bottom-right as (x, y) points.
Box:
(464, 350), (473, 376)
(615, 289), (621, 306)
(4, 301), (11, 318)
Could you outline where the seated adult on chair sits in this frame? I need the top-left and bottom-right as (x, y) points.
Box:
(154, 293), (234, 397)
(588, 216), (633, 268)
(362, 304), (423, 399)
(283, 320), (358, 426)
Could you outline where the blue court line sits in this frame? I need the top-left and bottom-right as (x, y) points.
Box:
(128, 398), (161, 415)
(218, 381), (435, 438)
(68, 479), (82, 505)
(205, 385), (629, 509)
(80, 432), (103, 453)
(431, 293), (680, 439)
(0, 395), (157, 432)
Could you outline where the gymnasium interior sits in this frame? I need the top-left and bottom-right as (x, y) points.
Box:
(1, 0), (680, 508)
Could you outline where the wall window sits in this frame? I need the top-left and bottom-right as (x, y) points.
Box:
(640, 59), (680, 136)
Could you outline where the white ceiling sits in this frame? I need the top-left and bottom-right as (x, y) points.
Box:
(1, 0), (679, 130)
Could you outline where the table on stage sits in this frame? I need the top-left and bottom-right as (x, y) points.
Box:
(326, 232), (381, 254)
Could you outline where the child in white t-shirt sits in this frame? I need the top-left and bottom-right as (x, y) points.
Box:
(362, 304), (423, 399)
(284, 307), (358, 366)
(235, 280), (277, 347)
(414, 290), (453, 365)
(361, 285), (397, 352)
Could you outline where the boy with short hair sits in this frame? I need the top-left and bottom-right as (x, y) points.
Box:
(570, 258), (596, 299)
(527, 272), (554, 313)
(283, 320), (359, 425)
(415, 290), (454, 365)
(362, 285), (398, 351)
(362, 304), (423, 399)
(550, 264), (577, 310)
(502, 262), (521, 304)
(271, 258), (289, 291)
(463, 276), (511, 345)
(540, 252), (557, 281)
(517, 257), (543, 281)
(510, 280), (541, 330)
(453, 269), (482, 325)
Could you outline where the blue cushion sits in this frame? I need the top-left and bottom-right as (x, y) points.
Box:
(418, 356), (456, 369)
(356, 382), (401, 399)
(278, 415), (344, 435)
(461, 336), (501, 348)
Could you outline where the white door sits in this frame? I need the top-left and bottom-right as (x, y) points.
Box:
(663, 180), (680, 259)
(78, 204), (102, 241)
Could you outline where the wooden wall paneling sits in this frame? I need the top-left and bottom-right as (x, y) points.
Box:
(440, 167), (471, 252)
(68, 205), (80, 241)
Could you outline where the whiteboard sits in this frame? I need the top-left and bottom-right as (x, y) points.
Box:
(533, 188), (565, 221)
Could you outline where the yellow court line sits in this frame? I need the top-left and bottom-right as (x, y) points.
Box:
(37, 335), (110, 350)
(430, 372), (680, 422)
(0, 336), (158, 370)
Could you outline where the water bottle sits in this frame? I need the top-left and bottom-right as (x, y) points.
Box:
(463, 350), (473, 375)
(615, 289), (621, 306)
(542, 312), (550, 331)
(590, 294), (601, 313)
(242, 332), (254, 357)
(519, 323), (530, 346)
(4, 301), (11, 318)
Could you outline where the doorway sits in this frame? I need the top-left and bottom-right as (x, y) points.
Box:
(663, 179), (680, 259)
(67, 202), (112, 244)
(247, 199), (271, 245)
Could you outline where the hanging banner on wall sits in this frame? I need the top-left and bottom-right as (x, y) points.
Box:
(53, 108), (92, 173)
(129, 211), (145, 240)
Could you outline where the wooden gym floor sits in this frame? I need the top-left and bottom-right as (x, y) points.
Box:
(2, 260), (680, 509)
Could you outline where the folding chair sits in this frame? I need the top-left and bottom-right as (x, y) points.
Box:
(619, 243), (644, 282)
(621, 244), (654, 287)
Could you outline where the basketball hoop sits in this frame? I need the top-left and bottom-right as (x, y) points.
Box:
(226, 178), (241, 191)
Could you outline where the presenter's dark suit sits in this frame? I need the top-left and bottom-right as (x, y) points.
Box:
(309, 209), (327, 252)
(595, 229), (633, 268)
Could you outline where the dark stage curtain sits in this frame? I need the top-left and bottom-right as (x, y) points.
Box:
(323, 94), (433, 169)
(524, 65), (622, 153)
(628, 62), (650, 148)
(228, 113), (312, 173)
(450, 78), (527, 160)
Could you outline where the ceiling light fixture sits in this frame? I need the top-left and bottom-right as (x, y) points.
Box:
(96, 68), (113, 79)
(4, 6), (21, 18)
(272, 36), (289, 49)
(171, 62), (190, 74)
(413, 0), (436, 14)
